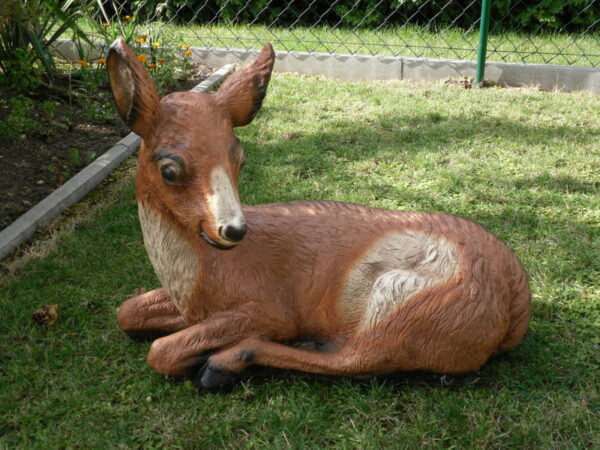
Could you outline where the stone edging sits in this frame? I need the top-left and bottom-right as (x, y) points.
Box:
(52, 39), (600, 93)
(190, 47), (600, 93)
(0, 64), (235, 260)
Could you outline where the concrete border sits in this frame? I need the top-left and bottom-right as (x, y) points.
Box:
(52, 39), (600, 93)
(190, 46), (600, 93)
(0, 64), (235, 260)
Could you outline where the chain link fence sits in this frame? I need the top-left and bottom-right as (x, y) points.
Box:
(85, 0), (600, 68)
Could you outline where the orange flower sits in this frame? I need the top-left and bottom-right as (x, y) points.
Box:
(148, 63), (157, 69)
(184, 50), (192, 56)
(101, 23), (110, 28)
(77, 60), (88, 67)
(137, 54), (147, 63)
(123, 15), (133, 20)
(151, 42), (161, 48)
(158, 58), (166, 63)
(96, 58), (106, 64)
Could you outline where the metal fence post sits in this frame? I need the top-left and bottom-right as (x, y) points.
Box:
(475, 0), (492, 87)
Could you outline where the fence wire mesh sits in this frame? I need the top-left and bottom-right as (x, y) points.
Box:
(85, 1), (600, 67)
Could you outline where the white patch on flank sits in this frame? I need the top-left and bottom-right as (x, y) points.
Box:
(138, 202), (200, 318)
(342, 231), (458, 330)
(207, 166), (245, 239)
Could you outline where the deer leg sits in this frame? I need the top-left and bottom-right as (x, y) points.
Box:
(117, 288), (189, 341)
(146, 306), (297, 379)
(198, 337), (406, 389)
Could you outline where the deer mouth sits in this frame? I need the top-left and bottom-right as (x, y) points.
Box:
(199, 230), (237, 250)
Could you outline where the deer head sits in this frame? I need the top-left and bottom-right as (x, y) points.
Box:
(106, 39), (275, 249)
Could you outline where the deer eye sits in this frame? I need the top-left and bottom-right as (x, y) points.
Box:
(157, 157), (185, 185)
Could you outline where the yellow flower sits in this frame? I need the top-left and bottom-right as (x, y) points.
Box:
(77, 60), (88, 67)
(158, 58), (166, 63)
(151, 42), (161, 47)
(101, 23), (110, 28)
(148, 63), (157, 69)
(96, 58), (106, 64)
(180, 44), (190, 49)
(135, 38), (144, 44)
(184, 50), (192, 56)
(123, 15), (133, 20)
(137, 54), (147, 63)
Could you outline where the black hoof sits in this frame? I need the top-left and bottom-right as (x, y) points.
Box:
(184, 352), (214, 380)
(195, 364), (239, 391)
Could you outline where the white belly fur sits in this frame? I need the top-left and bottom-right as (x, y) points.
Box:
(138, 202), (200, 318)
(342, 231), (458, 329)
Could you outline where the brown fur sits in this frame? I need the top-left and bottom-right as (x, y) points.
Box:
(108, 39), (531, 381)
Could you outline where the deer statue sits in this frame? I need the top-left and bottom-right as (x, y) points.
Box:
(107, 38), (531, 389)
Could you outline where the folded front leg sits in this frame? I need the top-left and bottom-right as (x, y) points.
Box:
(200, 337), (359, 389)
(146, 305), (297, 379)
(117, 288), (189, 340)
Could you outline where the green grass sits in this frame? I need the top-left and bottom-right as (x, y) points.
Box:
(1, 74), (599, 447)
(83, 21), (600, 67)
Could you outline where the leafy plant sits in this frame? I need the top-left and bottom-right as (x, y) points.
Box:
(69, 147), (81, 166)
(0, 0), (91, 90)
(41, 100), (57, 118)
(0, 95), (39, 140)
(85, 0), (140, 46)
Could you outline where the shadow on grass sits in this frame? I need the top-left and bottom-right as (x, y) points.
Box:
(243, 109), (598, 274)
(513, 173), (598, 194)
(255, 105), (600, 158)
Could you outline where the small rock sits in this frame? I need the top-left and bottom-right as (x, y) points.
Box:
(36, 179), (45, 186)
(22, 200), (32, 207)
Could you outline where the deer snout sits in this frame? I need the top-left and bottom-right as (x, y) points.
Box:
(220, 223), (247, 242)
(201, 215), (246, 250)
(203, 165), (247, 248)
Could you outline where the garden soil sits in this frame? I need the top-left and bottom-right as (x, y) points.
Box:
(0, 64), (214, 231)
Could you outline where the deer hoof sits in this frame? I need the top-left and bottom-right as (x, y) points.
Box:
(196, 364), (239, 390)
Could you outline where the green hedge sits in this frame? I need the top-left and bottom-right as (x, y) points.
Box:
(118, 0), (597, 32)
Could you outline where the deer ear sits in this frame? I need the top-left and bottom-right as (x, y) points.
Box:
(213, 43), (275, 127)
(106, 38), (160, 139)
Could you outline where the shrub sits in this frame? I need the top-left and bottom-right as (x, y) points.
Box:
(0, 0), (90, 91)
(94, 0), (600, 32)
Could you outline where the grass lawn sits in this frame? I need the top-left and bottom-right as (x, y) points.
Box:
(1, 73), (599, 447)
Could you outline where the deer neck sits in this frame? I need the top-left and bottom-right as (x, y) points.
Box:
(137, 200), (201, 319)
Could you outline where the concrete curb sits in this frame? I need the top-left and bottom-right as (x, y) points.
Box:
(0, 63), (235, 261)
(53, 39), (600, 93)
(190, 47), (600, 93)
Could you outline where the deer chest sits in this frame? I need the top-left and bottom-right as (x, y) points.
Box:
(137, 202), (200, 319)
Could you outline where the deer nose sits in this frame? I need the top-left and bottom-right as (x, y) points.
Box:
(220, 223), (247, 242)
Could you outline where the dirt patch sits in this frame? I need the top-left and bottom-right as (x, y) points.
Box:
(0, 64), (214, 231)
